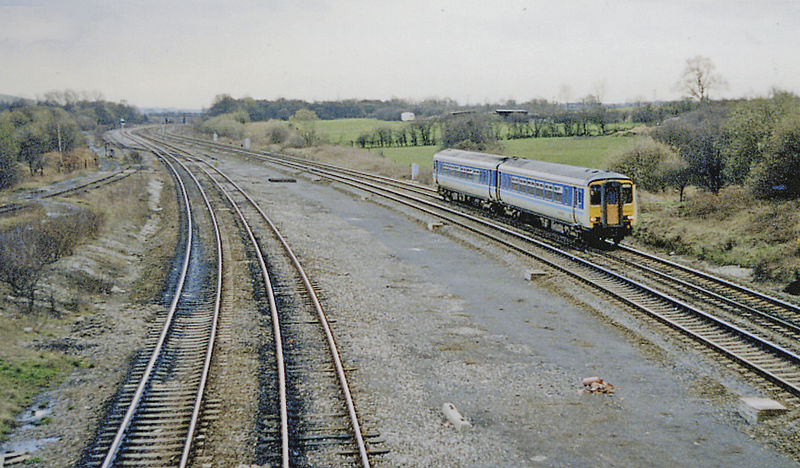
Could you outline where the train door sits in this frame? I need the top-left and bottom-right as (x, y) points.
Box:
(602, 182), (622, 226)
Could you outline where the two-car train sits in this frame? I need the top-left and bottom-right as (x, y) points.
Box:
(433, 149), (636, 243)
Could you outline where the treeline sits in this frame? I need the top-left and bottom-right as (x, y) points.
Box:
(0, 92), (144, 189)
(609, 90), (800, 200)
(207, 94), (463, 121)
(206, 93), (693, 126)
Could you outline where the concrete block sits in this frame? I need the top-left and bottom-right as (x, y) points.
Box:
(427, 222), (445, 231)
(739, 397), (787, 423)
(524, 269), (547, 280)
(442, 402), (471, 431)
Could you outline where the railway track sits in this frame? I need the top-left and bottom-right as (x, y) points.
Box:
(107, 130), (378, 466)
(0, 167), (139, 216)
(81, 136), (222, 467)
(149, 128), (800, 401)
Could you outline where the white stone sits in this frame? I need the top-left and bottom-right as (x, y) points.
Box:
(524, 269), (546, 280)
(739, 397), (787, 423)
(427, 222), (445, 231)
(442, 402), (471, 431)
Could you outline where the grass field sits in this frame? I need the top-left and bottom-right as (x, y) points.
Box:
(314, 118), (406, 145)
(367, 134), (643, 169)
(502, 135), (642, 168)
(245, 118), (643, 170)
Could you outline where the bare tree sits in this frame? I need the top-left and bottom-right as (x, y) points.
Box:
(677, 55), (728, 102)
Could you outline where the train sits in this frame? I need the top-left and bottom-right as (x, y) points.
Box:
(433, 148), (636, 243)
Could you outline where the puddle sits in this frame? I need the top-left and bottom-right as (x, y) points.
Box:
(1, 435), (61, 454)
(17, 401), (53, 427)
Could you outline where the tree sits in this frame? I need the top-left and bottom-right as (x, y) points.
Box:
(440, 114), (500, 151)
(18, 124), (48, 176)
(653, 108), (728, 194)
(676, 56), (728, 102)
(290, 108), (319, 122)
(723, 90), (799, 184)
(748, 112), (800, 199)
(208, 94), (239, 116)
(0, 116), (19, 189)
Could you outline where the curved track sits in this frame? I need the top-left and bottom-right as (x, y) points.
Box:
(129, 129), (377, 466)
(81, 134), (222, 467)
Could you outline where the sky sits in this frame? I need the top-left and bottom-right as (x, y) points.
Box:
(1, 0), (798, 109)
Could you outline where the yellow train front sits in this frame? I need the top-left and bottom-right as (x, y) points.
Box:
(433, 149), (636, 243)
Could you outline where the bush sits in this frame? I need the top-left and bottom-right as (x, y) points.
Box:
(748, 112), (800, 199)
(265, 123), (289, 144)
(200, 113), (246, 139)
(0, 207), (103, 312)
(607, 138), (679, 191)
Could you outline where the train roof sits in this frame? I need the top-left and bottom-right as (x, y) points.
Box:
(500, 158), (631, 185)
(434, 148), (630, 185)
(433, 149), (509, 169)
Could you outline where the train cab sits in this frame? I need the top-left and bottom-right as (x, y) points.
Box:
(588, 179), (635, 243)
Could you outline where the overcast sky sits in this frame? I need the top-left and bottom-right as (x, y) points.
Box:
(1, 0), (798, 109)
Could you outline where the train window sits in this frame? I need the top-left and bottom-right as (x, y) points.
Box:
(590, 186), (602, 205)
(621, 184), (633, 204)
(554, 186), (563, 204)
(535, 182), (543, 198)
(576, 189), (583, 208)
(544, 184), (553, 200)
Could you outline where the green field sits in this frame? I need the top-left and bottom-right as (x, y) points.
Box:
(502, 135), (642, 168)
(367, 135), (643, 169)
(314, 118), (406, 145)
(311, 118), (642, 169)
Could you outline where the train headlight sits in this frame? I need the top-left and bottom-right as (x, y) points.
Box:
(591, 217), (599, 222)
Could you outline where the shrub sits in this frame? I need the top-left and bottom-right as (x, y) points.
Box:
(748, 112), (800, 199)
(0, 207), (102, 312)
(265, 124), (289, 144)
(607, 138), (679, 192)
(200, 113), (246, 139)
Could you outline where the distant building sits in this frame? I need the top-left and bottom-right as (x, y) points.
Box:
(495, 109), (529, 120)
(401, 112), (415, 121)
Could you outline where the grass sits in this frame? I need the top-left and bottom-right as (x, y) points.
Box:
(313, 118), (406, 144)
(367, 146), (438, 168)
(363, 134), (644, 170)
(633, 187), (800, 282)
(501, 135), (643, 168)
(0, 351), (84, 441)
